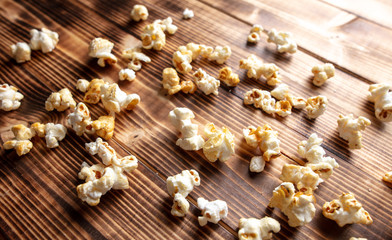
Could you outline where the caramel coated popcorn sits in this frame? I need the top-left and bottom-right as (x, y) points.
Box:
(218, 67), (240, 87)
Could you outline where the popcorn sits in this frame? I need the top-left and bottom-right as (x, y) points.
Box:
(270, 84), (289, 101)
(162, 68), (181, 95)
(267, 29), (297, 54)
(11, 42), (31, 63)
(141, 22), (166, 50)
(193, 68), (220, 96)
(218, 67), (240, 87)
(172, 46), (193, 74)
(44, 123), (67, 148)
(322, 192), (373, 227)
(29, 28), (59, 53)
(88, 38), (117, 67)
(275, 100), (292, 117)
(92, 116), (115, 140)
(31, 122), (46, 137)
(208, 45), (232, 64)
(67, 102), (94, 136)
(238, 217), (280, 240)
(286, 94), (307, 109)
(350, 238), (367, 240)
(197, 197), (228, 226)
(243, 89), (277, 115)
(247, 24), (264, 43)
(305, 95), (328, 119)
(279, 164), (320, 193)
(155, 17), (178, 35)
(85, 137), (116, 165)
(167, 169), (200, 197)
(180, 80), (197, 94)
(186, 42), (203, 60)
(76, 79), (90, 93)
(249, 156), (265, 173)
(119, 69), (136, 81)
(243, 125), (280, 161)
(368, 83), (392, 122)
(203, 123), (235, 163)
(183, 8), (194, 19)
(130, 4), (148, 21)
(11, 124), (35, 140)
(171, 193), (190, 217)
(0, 83), (24, 111)
(312, 63), (335, 86)
(169, 107), (205, 151)
(122, 46), (151, 71)
(269, 182), (316, 227)
(80, 79), (105, 104)
(199, 44), (214, 58)
(45, 88), (76, 112)
(3, 140), (33, 156)
(100, 83), (140, 115)
(239, 55), (282, 86)
(382, 171), (392, 183)
(337, 114), (371, 149)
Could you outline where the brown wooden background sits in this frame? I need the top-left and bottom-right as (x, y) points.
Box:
(0, 0), (391, 239)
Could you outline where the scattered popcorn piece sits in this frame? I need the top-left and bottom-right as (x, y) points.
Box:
(88, 38), (117, 67)
(243, 89), (277, 115)
(162, 68), (181, 95)
(247, 24), (264, 43)
(81, 79), (105, 104)
(249, 156), (265, 173)
(208, 45), (231, 64)
(186, 42), (203, 60)
(275, 100), (292, 117)
(11, 42), (31, 63)
(119, 68), (136, 81)
(238, 217), (280, 240)
(203, 123), (235, 163)
(286, 94), (307, 109)
(141, 22), (166, 50)
(305, 95), (328, 119)
(85, 137), (116, 165)
(243, 125), (280, 161)
(45, 88), (76, 112)
(0, 83), (24, 111)
(337, 114), (371, 149)
(280, 164), (320, 193)
(312, 63), (335, 86)
(29, 28), (59, 53)
(155, 17), (178, 35)
(382, 171), (392, 183)
(100, 83), (140, 115)
(67, 102), (94, 136)
(267, 29), (297, 54)
(180, 79), (197, 94)
(76, 79), (90, 93)
(172, 46), (193, 74)
(197, 197), (228, 226)
(31, 122), (46, 137)
(122, 46), (151, 71)
(3, 139), (33, 156)
(271, 84), (289, 101)
(11, 124), (35, 140)
(239, 54), (282, 86)
(167, 169), (200, 197)
(92, 116), (115, 140)
(218, 67), (240, 87)
(199, 44), (214, 58)
(193, 68), (220, 96)
(168, 107), (205, 151)
(322, 192), (373, 227)
(183, 8), (194, 19)
(130, 4), (148, 22)
(171, 193), (190, 217)
(368, 83), (392, 122)
(44, 123), (67, 148)
(269, 182), (316, 227)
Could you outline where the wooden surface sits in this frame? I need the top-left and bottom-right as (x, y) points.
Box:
(0, 0), (391, 239)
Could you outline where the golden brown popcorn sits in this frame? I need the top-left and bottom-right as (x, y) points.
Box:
(382, 171), (392, 183)
(267, 29), (297, 54)
(243, 125), (280, 162)
(29, 28), (59, 53)
(45, 88), (76, 112)
(88, 38), (117, 67)
(305, 95), (328, 119)
(239, 55), (282, 86)
(218, 67), (240, 87)
(83, 79), (105, 104)
(31, 122), (46, 138)
(322, 192), (373, 227)
(11, 42), (31, 63)
(203, 123), (235, 163)
(368, 83), (392, 122)
(312, 63), (335, 86)
(11, 124), (35, 140)
(208, 45), (231, 64)
(162, 68), (181, 95)
(3, 140), (33, 156)
(130, 5), (148, 21)
(280, 164), (320, 193)
(122, 46), (151, 71)
(92, 116), (115, 140)
(247, 24), (264, 43)
(337, 114), (371, 149)
(238, 217), (280, 240)
(100, 83), (140, 115)
(172, 46), (193, 74)
(141, 22), (166, 50)
(180, 79), (197, 94)
(0, 83), (24, 111)
(193, 68), (220, 96)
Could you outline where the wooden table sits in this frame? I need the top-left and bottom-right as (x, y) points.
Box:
(1, 0), (391, 239)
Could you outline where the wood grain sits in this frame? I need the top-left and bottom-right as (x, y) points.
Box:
(1, 0), (392, 239)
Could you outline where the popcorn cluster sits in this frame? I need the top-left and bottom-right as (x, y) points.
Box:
(88, 38), (117, 67)
(240, 55), (282, 86)
(368, 83), (392, 122)
(337, 114), (371, 149)
(238, 217), (280, 240)
(203, 123), (235, 163)
(162, 68), (182, 95)
(197, 197), (228, 226)
(45, 88), (76, 112)
(312, 63), (335, 87)
(244, 89), (292, 117)
(0, 83), (24, 111)
(267, 29), (297, 54)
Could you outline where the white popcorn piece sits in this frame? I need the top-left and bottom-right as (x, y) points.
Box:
(286, 94), (307, 109)
(162, 68), (181, 95)
(249, 156), (265, 173)
(122, 46), (151, 71)
(183, 8), (194, 19)
(368, 83), (392, 122)
(271, 84), (289, 101)
(247, 24), (264, 43)
(322, 192), (373, 227)
(167, 169), (200, 197)
(193, 68), (220, 96)
(11, 42), (31, 63)
(85, 137), (117, 166)
(67, 102), (94, 136)
(244, 89), (279, 115)
(238, 217), (280, 240)
(218, 66), (240, 87)
(171, 193), (190, 217)
(269, 182), (316, 227)
(349, 238), (367, 240)
(197, 197), (228, 226)
(88, 38), (117, 67)
(239, 54), (282, 86)
(280, 164), (321, 193)
(119, 68), (136, 81)
(76, 79), (90, 93)
(312, 63), (335, 87)
(203, 123), (235, 163)
(141, 22), (166, 50)
(0, 83), (24, 111)
(208, 45), (231, 64)
(267, 29), (297, 54)
(305, 95), (328, 119)
(383, 171), (392, 183)
(172, 46), (193, 74)
(29, 28), (59, 53)
(130, 4), (148, 22)
(3, 139), (33, 156)
(155, 17), (178, 35)
(243, 125), (280, 161)
(168, 107), (205, 151)
(100, 83), (140, 115)
(44, 123), (67, 148)
(337, 114), (371, 149)
(45, 88), (76, 112)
